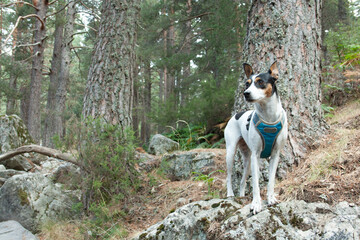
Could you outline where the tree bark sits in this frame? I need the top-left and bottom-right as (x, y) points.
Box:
(232, 0), (327, 195)
(180, 0), (192, 107)
(141, 59), (152, 143)
(82, 0), (139, 129)
(6, 76), (18, 115)
(43, 12), (64, 147)
(27, 0), (48, 142)
(43, 1), (75, 147)
(53, 0), (76, 141)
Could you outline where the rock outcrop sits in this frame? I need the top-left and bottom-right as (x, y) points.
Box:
(148, 134), (179, 155)
(0, 173), (80, 233)
(160, 151), (216, 180)
(134, 199), (360, 240)
(0, 114), (82, 233)
(0, 220), (39, 240)
(0, 115), (34, 171)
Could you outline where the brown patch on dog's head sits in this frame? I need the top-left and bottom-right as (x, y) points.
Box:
(269, 62), (279, 80)
(264, 84), (273, 97)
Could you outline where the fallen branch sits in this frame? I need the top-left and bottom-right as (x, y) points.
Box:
(0, 144), (85, 170)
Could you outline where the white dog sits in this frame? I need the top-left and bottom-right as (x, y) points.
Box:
(225, 62), (288, 214)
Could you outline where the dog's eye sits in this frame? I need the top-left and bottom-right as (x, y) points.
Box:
(257, 80), (265, 87)
(245, 82), (250, 88)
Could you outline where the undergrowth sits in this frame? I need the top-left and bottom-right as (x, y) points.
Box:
(164, 120), (220, 150)
(54, 117), (141, 239)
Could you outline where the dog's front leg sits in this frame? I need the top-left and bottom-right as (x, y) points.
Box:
(267, 151), (280, 205)
(250, 152), (262, 214)
(226, 143), (237, 198)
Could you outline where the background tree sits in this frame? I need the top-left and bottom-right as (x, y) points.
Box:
(27, 0), (49, 142)
(82, 0), (140, 129)
(43, 0), (76, 147)
(231, 0), (327, 195)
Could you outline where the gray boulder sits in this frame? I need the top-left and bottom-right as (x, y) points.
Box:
(0, 115), (34, 171)
(160, 151), (216, 180)
(40, 157), (80, 184)
(0, 173), (80, 232)
(148, 134), (179, 155)
(0, 220), (38, 240)
(0, 169), (26, 187)
(133, 199), (360, 240)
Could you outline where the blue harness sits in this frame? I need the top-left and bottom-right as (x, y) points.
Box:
(252, 111), (284, 158)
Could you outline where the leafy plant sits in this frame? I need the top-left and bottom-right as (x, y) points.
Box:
(164, 120), (215, 150)
(56, 117), (141, 239)
(321, 103), (335, 118)
(192, 170), (224, 197)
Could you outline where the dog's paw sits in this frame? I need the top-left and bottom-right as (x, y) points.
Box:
(267, 195), (278, 206)
(250, 199), (262, 214)
(227, 194), (235, 199)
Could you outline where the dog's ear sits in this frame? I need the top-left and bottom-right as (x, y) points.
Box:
(243, 63), (253, 78)
(268, 62), (279, 80)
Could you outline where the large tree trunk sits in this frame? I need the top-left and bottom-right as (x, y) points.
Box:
(231, 0), (327, 195)
(82, 0), (139, 129)
(27, 0), (48, 142)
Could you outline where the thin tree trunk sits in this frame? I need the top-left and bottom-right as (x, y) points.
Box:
(53, 0), (76, 141)
(82, 0), (139, 129)
(6, 27), (18, 115)
(27, 0), (49, 142)
(232, 0), (326, 195)
(168, 5), (176, 99)
(43, 13), (64, 147)
(133, 62), (140, 138)
(141, 60), (152, 143)
(6, 77), (17, 115)
(180, 0), (192, 107)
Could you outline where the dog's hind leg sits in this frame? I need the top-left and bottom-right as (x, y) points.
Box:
(225, 140), (238, 198)
(267, 151), (280, 205)
(239, 145), (251, 197)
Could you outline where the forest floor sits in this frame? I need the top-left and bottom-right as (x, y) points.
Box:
(125, 98), (360, 239)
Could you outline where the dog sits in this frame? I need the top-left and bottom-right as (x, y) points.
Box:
(225, 62), (288, 214)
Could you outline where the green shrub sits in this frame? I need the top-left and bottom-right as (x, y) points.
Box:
(79, 118), (141, 206)
(56, 118), (141, 239)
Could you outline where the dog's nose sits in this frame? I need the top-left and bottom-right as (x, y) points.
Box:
(244, 91), (250, 98)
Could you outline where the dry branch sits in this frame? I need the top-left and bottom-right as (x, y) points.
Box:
(0, 144), (85, 169)
(3, 14), (45, 48)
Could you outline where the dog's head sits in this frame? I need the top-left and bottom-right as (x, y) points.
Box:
(242, 62), (279, 103)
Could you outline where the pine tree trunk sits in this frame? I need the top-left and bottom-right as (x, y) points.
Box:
(231, 0), (327, 195)
(180, 0), (192, 107)
(6, 28), (18, 115)
(6, 76), (17, 115)
(82, 0), (139, 129)
(27, 0), (48, 142)
(43, 13), (64, 147)
(53, 0), (75, 141)
(141, 60), (152, 143)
